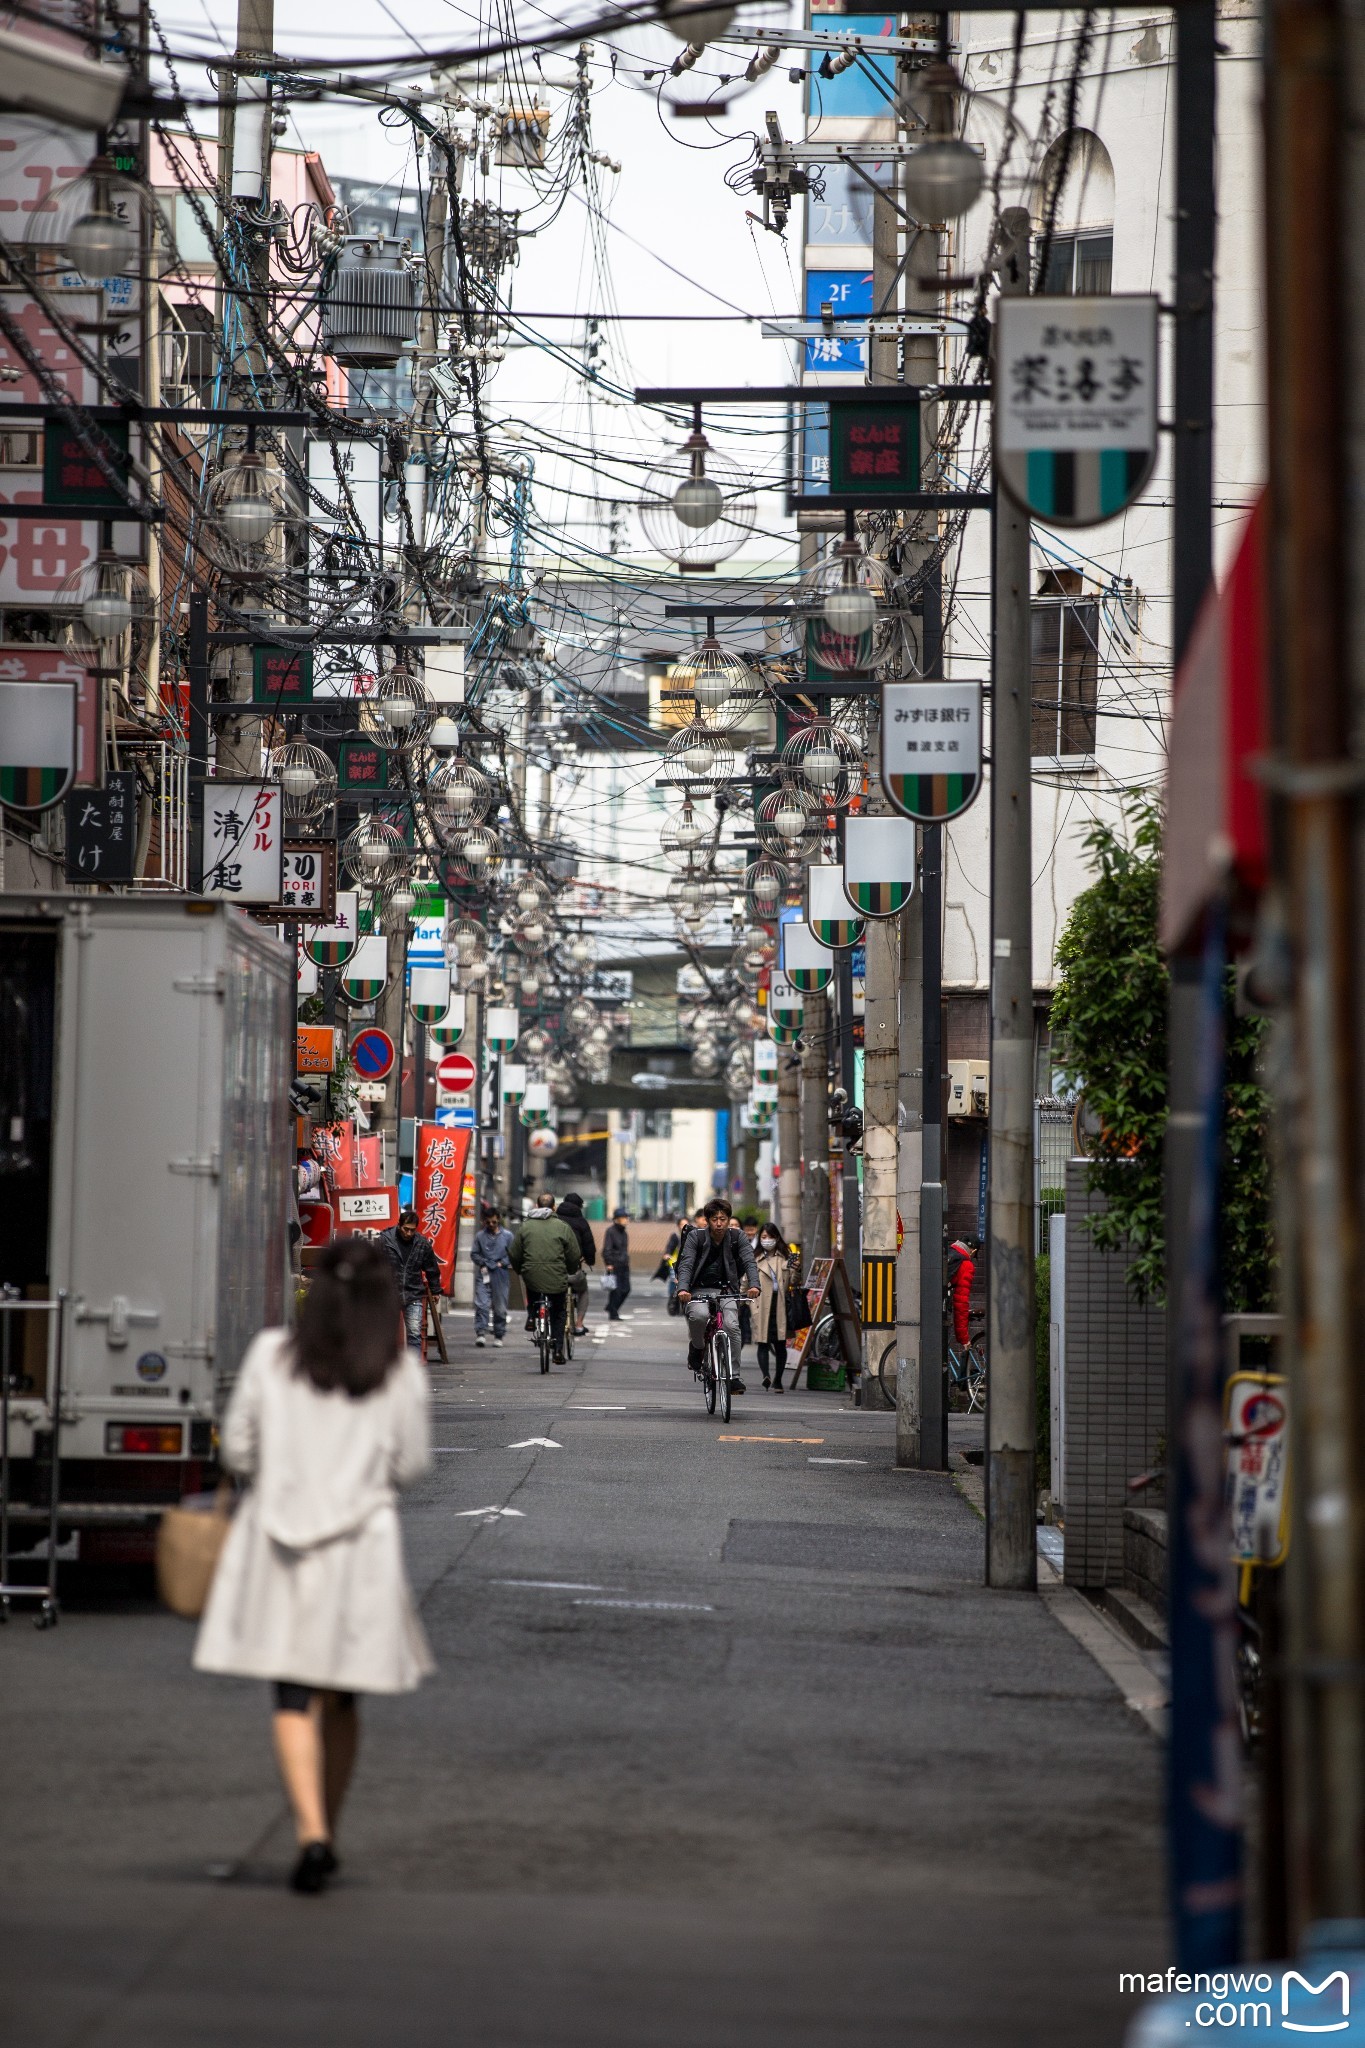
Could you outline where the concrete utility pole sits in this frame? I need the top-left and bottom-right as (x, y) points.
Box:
(986, 206), (1036, 1590)
(895, 880), (923, 1461)
(214, 0), (276, 785)
(778, 1044), (802, 1248)
(1265, 0), (1365, 1938)
(800, 989), (832, 1264)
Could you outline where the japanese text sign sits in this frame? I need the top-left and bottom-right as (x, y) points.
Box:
(201, 781), (283, 902)
(996, 294), (1158, 525)
(64, 769), (135, 882)
(881, 680), (983, 824)
(828, 399), (920, 497)
(252, 645), (314, 707)
(415, 1122), (472, 1291)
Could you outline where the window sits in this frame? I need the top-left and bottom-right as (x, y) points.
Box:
(1031, 570), (1098, 759)
(1041, 230), (1113, 297)
(641, 1109), (673, 1139)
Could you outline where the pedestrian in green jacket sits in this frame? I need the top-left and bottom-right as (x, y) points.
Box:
(509, 1199), (583, 1362)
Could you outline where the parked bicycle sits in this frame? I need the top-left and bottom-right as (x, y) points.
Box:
(694, 1291), (741, 1424)
(947, 1337), (986, 1414)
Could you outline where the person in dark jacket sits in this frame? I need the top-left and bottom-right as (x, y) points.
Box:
(602, 1208), (631, 1320)
(380, 1210), (444, 1353)
(471, 1210), (513, 1347)
(557, 1191), (597, 1336)
(675, 1197), (761, 1394)
(509, 1199), (582, 1364)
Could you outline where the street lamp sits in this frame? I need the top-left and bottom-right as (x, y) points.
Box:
(903, 63), (984, 222)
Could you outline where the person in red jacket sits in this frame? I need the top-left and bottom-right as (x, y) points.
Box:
(947, 1236), (978, 1348)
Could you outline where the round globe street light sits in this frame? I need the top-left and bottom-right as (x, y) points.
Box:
(903, 63), (984, 223)
(66, 162), (140, 277)
(215, 452), (278, 548)
(661, 0), (736, 43)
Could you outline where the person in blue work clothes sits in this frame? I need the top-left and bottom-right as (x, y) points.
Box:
(471, 1207), (514, 1348)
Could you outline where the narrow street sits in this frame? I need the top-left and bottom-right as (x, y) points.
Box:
(1, 1300), (1163, 2048)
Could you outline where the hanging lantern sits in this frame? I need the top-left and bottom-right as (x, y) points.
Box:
(428, 754), (492, 832)
(780, 720), (864, 811)
(343, 814), (408, 886)
(640, 421), (756, 572)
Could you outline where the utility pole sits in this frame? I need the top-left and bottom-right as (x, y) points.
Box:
(800, 989), (832, 1264)
(214, 0), (275, 787)
(986, 206), (1036, 1590)
(895, 867), (923, 1461)
(778, 1042), (802, 1248)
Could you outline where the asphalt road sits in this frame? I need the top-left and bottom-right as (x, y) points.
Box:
(0, 1291), (1165, 2047)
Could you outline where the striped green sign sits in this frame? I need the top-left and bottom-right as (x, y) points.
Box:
(306, 889), (359, 967)
(341, 934), (387, 1002)
(806, 862), (864, 950)
(996, 293), (1158, 528)
(0, 681), (75, 812)
(881, 682), (983, 827)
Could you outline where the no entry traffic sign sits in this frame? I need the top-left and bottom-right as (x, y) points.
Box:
(350, 1028), (396, 1081)
(436, 1050), (477, 1093)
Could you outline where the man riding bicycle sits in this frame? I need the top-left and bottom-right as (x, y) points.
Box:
(509, 1194), (582, 1366)
(675, 1196), (761, 1395)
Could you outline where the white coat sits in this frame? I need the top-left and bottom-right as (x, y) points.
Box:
(193, 1329), (435, 1695)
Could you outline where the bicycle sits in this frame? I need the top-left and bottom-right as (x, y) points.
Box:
(694, 1291), (742, 1425)
(947, 1338), (986, 1413)
(530, 1294), (555, 1375)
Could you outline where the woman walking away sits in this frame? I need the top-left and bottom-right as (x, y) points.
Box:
(755, 1222), (795, 1390)
(194, 1238), (434, 1894)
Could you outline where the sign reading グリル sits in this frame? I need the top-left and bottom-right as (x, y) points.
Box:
(200, 782), (283, 901)
(880, 680), (983, 825)
(995, 294), (1158, 525)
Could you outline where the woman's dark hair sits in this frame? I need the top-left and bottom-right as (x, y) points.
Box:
(292, 1237), (402, 1398)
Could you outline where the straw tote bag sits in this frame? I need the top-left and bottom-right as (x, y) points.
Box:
(156, 1484), (233, 1619)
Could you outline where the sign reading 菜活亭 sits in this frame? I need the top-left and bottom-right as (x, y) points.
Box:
(995, 294), (1158, 525)
(881, 681), (983, 825)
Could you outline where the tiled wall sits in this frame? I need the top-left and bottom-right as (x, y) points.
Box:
(1062, 1160), (1167, 1588)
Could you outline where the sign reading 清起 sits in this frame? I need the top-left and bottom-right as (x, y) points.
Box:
(881, 681), (983, 825)
(201, 781), (283, 902)
(995, 294), (1158, 526)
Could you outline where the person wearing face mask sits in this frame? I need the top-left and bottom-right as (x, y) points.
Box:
(753, 1222), (795, 1391)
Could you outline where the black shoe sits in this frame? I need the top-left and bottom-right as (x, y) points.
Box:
(761, 1376), (771, 1389)
(290, 1841), (334, 1895)
(687, 1349), (704, 1374)
(772, 1380), (784, 1392)
(552, 1350), (565, 1365)
(524, 1317), (535, 1332)
(731, 1378), (746, 1395)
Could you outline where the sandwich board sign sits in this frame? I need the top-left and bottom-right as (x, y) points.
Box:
(995, 294), (1158, 526)
(881, 681), (983, 825)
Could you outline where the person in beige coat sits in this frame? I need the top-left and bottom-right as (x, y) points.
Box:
(194, 1237), (433, 1893)
(754, 1222), (796, 1391)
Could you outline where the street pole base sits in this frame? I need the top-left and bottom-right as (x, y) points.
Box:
(986, 1447), (1038, 1590)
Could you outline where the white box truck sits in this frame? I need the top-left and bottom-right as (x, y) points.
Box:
(0, 894), (294, 1560)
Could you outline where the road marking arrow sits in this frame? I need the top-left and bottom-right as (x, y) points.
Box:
(454, 1505), (526, 1519)
(508, 1437), (562, 1449)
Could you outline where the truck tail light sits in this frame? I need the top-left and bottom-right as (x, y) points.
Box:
(106, 1423), (184, 1455)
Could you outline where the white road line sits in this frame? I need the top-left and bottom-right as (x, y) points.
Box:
(569, 1404), (627, 1411)
(454, 1505), (526, 1519)
(495, 1579), (608, 1592)
(572, 1598), (714, 1613)
(808, 1457), (868, 1466)
(508, 1437), (562, 1449)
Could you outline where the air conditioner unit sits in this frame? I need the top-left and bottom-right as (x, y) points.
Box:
(947, 1059), (971, 1118)
(320, 237), (419, 368)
